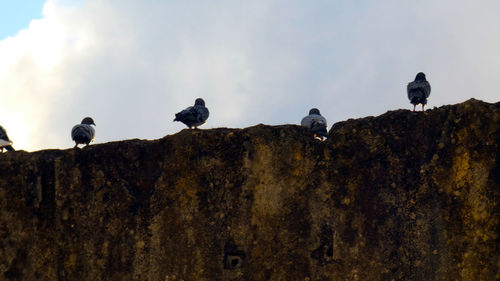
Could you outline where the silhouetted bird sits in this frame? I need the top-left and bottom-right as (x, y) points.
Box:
(407, 72), (431, 112)
(71, 117), (96, 148)
(0, 126), (14, 152)
(301, 108), (328, 140)
(174, 98), (209, 129)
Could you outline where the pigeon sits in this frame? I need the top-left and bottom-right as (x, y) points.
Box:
(0, 126), (14, 152)
(71, 117), (96, 148)
(407, 72), (431, 112)
(174, 98), (209, 129)
(301, 108), (328, 140)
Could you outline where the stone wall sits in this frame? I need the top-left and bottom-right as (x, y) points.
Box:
(0, 99), (499, 280)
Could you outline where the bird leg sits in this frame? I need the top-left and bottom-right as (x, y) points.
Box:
(422, 104), (425, 111)
(413, 104), (416, 112)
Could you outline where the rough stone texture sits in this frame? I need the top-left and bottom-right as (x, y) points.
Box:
(0, 99), (499, 281)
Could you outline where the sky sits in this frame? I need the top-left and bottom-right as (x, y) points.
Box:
(1, 0), (499, 152)
(0, 0), (46, 39)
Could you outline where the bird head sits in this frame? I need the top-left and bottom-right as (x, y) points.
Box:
(81, 117), (96, 126)
(309, 108), (321, 115)
(415, 72), (426, 81)
(195, 98), (205, 106)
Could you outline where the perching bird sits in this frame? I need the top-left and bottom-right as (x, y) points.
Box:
(301, 108), (328, 140)
(174, 98), (209, 129)
(71, 117), (96, 148)
(407, 72), (431, 112)
(0, 126), (14, 152)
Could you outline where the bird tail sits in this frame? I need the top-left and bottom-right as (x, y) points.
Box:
(4, 145), (14, 151)
(316, 130), (328, 138)
(174, 113), (181, 122)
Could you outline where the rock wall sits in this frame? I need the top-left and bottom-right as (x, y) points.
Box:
(0, 99), (499, 280)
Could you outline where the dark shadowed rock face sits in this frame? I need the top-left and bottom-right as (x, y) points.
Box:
(0, 99), (499, 281)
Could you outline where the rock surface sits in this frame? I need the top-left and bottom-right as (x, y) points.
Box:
(0, 99), (499, 281)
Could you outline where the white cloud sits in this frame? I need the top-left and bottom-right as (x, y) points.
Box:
(1, 0), (500, 151)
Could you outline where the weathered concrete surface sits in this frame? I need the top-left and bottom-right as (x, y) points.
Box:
(0, 99), (499, 280)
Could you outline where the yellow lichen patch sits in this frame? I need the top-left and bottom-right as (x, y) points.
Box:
(451, 149), (471, 186)
(164, 274), (177, 281)
(431, 154), (439, 162)
(472, 205), (488, 221)
(65, 253), (77, 269)
(251, 182), (284, 224)
(342, 197), (351, 205)
(293, 151), (302, 161)
(91, 169), (106, 187)
(136, 240), (146, 250)
(175, 177), (198, 200)
(101, 241), (109, 256)
(437, 148), (473, 195)
(244, 142), (291, 226)
(251, 143), (274, 168)
(291, 151), (307, 177)
(58, 167), (82, 195)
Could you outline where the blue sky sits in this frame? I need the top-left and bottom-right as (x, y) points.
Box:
(0, 0), (45, 39)
(1, 1), (500, 151)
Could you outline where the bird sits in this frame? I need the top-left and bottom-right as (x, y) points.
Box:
(407, 72), (431, 112)
(71, 117), (96, 148)
(174, 98), (209, 129)
(0, 126), (14, 152)
(301, 108), (328, 140)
